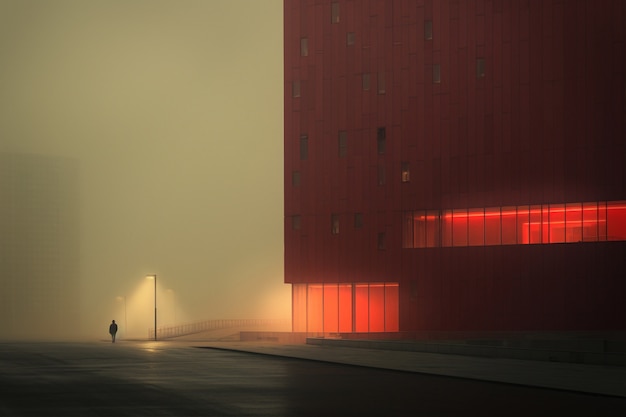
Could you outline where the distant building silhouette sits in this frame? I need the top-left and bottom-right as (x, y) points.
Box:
(0, 153), (80, 339)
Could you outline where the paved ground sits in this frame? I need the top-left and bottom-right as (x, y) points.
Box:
(195, 340), (626, 397)
(0, 340), (624, 416)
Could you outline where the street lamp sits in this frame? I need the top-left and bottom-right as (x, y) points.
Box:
(146, 274), (157, 340)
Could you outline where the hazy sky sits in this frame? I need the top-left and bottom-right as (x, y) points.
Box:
(0, 0), (286, 338)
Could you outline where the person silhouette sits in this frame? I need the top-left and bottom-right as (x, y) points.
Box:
(109, 320), (118, 343)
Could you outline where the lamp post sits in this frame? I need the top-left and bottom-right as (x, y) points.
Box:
(147, 274), (157, 340)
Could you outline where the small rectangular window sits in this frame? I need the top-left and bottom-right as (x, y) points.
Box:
(300, 38), (308, 57)
(377, 232), (386, 250)
(378, 165), (386, 185)
(425, 20), (433, 40)
(292, 171), (301, 186)
(292, 80), (301, 97)
(401, 162), (410, 182)
(331, 214), (340, 234)
(331, 2), (340, 23)
(347, 32), (355, 45)
(338, 131), (347, 157)
(433, 64), (441, 83)
(292, 215), (301, 230)
(377, 72), (386, 94)
(300, 134), (308, 160)
(477, 58), (485, 78)
(377, 127), (386, 154)
(362, 73), (370, 91)
(354, 213), (363, 228)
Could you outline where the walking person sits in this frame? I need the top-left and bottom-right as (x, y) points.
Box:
(109, 320), (118, 343)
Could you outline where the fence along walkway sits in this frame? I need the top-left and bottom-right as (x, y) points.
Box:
(148, 318), (290, 340)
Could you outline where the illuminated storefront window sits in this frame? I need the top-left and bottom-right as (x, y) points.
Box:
(292, 283), (399, 333)
(403, 200), (626, 248)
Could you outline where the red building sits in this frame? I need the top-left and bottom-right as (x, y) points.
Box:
(284, 0), (625, 336)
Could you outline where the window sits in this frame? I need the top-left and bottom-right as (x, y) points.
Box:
(425, 20), (433, 40)
(292, 80), (301, 97)
(377, 127), (386, 154)
(292, 171), (301, 186)
(433, 64), (441, 83)
(377, 232), (386, 250)
(362, 73), (370, 91)
(377, 72), (386, 94)
(331, 214), (340, 234)
(354, 213), (363, 228)
(402, 200), (626, 248)
(401, 162), (410, 182)
(300, 37), (308, 57)
(292, 215), (301, 230)
(331, 2), (340, 23)
(347, 32), (355, 45)
(299, 134), (308, 160)
(338, 131), (347, 157)
(378, 165), (386, 185)
(477, 58), (485, 78)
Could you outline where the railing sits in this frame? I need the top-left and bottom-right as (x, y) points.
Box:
(148, 318), (291, 340)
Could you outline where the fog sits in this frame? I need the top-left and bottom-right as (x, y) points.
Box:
(0, 0), (287, 340)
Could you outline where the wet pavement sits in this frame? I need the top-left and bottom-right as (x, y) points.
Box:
(0, 340), (624, 416)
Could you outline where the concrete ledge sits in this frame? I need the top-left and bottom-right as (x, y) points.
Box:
(306, 337), (626, 366)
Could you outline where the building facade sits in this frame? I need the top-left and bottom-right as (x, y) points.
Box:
(0, 153), (80, 339)
(284, 0), (625, 335)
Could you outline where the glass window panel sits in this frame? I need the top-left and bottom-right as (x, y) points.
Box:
(582, 202), (599, 242)
(413, 211), (426, 248)
(607, 200), (626, 240)
(307, 284), (324, 332)
(299, 134), (308, 160)
(292, 284), (307, 332)
(433, 64), (441, 83)
(425, 20), (433, 40)
(452, 209), (468, 246)
(338, 131), (347, 157)
(565, 203), (583, 243)
(501, 206), (517, 244)
(377, 127), (386, 154)
(369, 284), (385, 332)
(442, 210), (453, 246)
(331, 214), (339, 234)
(468, 208), (484, 246)
(338, 284), (352, 332)
(300, 37), (308, 56)
(541, 205), (550, 243)
(355, 284), (369, 332)
(331, 2), (340, 23)
(484, 207), (501, 245)
(528, 205), (542, 244)
(378, 71), (386, 94)
(346, 32), (355, 45)
(516, 206), (529, 244)
(598, 202), (608, 241)
(323, 284), (338, 333)
(292, 80), (301, 97)
(426, 210), (440, 247)
(384, 284), (399, 332)
(549, 204), (565, 243)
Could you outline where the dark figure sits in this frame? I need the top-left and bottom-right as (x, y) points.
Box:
(109, 320), (118, 343)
